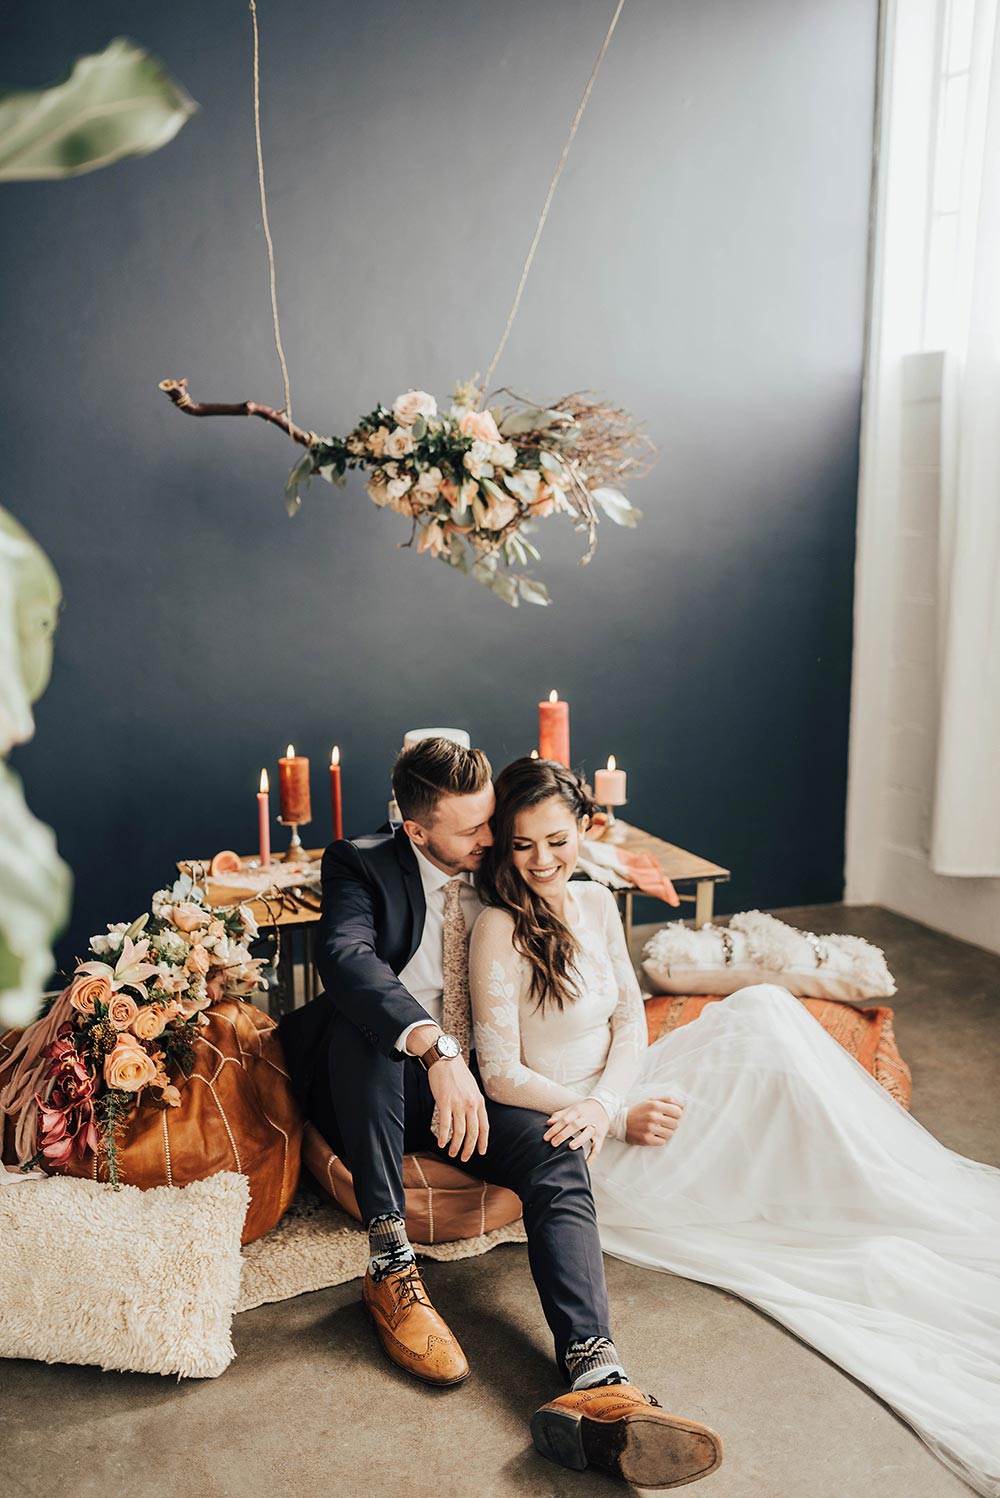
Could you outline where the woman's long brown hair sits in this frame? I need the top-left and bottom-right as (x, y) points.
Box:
(477, 757), (597, 1012)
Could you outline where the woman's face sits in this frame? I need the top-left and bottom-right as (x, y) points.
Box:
(509, 794), (586, 900)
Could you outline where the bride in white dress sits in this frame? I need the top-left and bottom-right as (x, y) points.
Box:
(469, 757), (1000, 1497)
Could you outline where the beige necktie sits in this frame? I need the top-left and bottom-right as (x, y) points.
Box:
(441, 879), (472, 1062)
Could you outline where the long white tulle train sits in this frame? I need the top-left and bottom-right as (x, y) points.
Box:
(589, 985), (1000, 1496)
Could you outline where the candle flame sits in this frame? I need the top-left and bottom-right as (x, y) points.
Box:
(331, 745), (340, 767)
(259, 768), (269, 793)
(530, 748), (539, 759)
(548, 689), (558, 703)
(286, 743), (295, 758)
(607, 755), (617, 772)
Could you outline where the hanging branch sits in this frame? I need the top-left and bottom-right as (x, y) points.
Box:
(158, 379), (315, 448)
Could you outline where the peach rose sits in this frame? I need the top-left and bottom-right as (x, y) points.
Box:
(104, 1037), (158, 1093)
(206, 919), (226, 941)
(481, 491), (519, 530)
(107, 992), (139, 1030)
(458, 409), (502, 444)
(130, 1004), (168, 1041)
(169, 902), (209, 933)
(160, 1085), (182, 1108)
(186, 943), (211, 977)
(67, 972), (112, 1018)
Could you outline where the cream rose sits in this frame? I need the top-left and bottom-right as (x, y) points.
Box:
(67, 972), (112, 1018)
(104, 1037), (158, 1093)
(107, 992), (139, 1030)
(458, 409), (502, 444)
(130, 1004), (169, 1041)
(170, 902), (209, 933)
(160, 1085), (182, 1108)
(384, 425), (415, 460)
(386, 474), (413, 503)
(392, 390), (437, 428)
(415, 465), (443, 500)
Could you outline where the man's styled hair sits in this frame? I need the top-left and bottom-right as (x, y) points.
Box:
(392, 737), (492, 825)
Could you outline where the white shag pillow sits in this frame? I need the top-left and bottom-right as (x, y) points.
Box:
(0, 1171), (249, 1378)
(641, 910), (896, 1003)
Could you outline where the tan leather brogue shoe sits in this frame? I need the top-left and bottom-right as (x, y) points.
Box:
(531, 1382), (723, 1488)
(362, 1264), (470, 1387)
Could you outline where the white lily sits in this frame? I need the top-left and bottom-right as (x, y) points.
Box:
(77, 934), (159, 992)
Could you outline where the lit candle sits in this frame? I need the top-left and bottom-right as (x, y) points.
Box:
(530, 748), (539, 759)
(594, 754), (627, 805)
(257, 768), (271, 868)
(278, 743), (311, 825)
(538, 690), (570, 766)
(329, 745), (343, 841)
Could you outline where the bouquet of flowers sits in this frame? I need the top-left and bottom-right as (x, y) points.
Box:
(27, 876), (266, 1186)
(285, 380), (655, 606)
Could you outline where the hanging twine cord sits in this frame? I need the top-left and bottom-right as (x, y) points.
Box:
(248, 0), (295, 440)
(478, 0), (626, 407)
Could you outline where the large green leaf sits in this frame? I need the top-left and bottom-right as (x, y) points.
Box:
(0, 761), (72, 1029)
(0, 506), (61, 754)
(0, 37), (197, 181)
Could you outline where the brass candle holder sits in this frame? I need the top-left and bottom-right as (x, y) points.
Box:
(601, 802), (628, 843)
(278, 817), (311, 862)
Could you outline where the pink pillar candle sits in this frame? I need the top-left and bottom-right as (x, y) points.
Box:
(330, 746), (343, 841)
(594, 756), (627, 805)
(538, 691), (570, 767)
(257, 769), (271, 867)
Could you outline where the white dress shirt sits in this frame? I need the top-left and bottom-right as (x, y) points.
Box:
(394, 842), (484, 1055)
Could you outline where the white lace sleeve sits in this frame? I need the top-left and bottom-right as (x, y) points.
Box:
(585, 887), (647, 1140)
(469, 908), (586, 1116)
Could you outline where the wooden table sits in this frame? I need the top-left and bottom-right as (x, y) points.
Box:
(179, 825), (730, 1012)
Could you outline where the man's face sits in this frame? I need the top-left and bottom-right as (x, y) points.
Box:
(404, 785), (496, 875)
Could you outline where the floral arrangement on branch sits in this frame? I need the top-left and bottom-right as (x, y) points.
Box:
(284, 380), (655, 607)
(26, 876), (266, 1187)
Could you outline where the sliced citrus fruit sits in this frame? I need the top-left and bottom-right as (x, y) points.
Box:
(210, 849), (242, 876)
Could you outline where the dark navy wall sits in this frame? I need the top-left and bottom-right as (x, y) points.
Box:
(2, 0), (875, 969)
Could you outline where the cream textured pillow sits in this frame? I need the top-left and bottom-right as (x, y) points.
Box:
(642, 910), (896, 1003)
(0, 1171), (249, 1378)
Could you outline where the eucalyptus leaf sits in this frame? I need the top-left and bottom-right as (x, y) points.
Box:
(411, 414), (427, 441)
(285, 452), (314, 494)
(480, 476), (507, 503)
(592, 486), (641, 527)
(497, 407), (566, 437)
(0, 761), (72, 1029)
(0, 37), (197, 181)
(284, 489), (302, 518)
(518, 577), (552, 607)
(471, 558), (498, 585)
(0, 507), (61, 754)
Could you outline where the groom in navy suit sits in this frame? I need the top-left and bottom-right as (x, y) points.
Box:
(279, 736), (723, 1487)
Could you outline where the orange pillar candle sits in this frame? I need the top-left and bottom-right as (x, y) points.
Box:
(594, 755), (627, 805)
(278, 744), (311, 824)
(257, 768), (271, 867)
(329, 745), (343, 840)
(538, 690), (570, 766)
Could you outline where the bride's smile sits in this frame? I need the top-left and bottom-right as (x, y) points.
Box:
(510, 797), (590, 911)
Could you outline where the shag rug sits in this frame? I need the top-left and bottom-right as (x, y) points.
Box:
(237, 1184), (527, 1314)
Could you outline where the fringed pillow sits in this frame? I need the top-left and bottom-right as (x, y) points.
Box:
(642, 911), (896, 1003)
(0, 1171), (248, 1378)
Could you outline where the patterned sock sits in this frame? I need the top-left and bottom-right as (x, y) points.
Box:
(367, 1213), (415, 1281)
(565, 1335), (629, 1390)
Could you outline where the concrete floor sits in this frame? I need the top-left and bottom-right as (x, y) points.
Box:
(2, 904), (998, 1498)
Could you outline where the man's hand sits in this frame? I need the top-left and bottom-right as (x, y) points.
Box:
(427, 1055), (490, 1163)
(625, 1094), (684, 1147)
(544, 1098), (610, 1160)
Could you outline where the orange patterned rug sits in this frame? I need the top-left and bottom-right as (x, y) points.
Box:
(643, 994), (912, 1111)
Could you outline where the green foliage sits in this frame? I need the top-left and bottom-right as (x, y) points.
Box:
(0, 37), (197, 181)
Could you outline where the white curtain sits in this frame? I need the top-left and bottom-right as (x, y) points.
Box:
(930, 0), (1000, 875)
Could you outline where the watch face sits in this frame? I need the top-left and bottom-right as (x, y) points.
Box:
(438, 1034), (461, 1059)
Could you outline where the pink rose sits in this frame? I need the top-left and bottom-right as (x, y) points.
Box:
(107, 992), (139, 1030)
(458, 409), (502, 444)
(169, 902), (209, 933)
(104, 1037), (158, 1093)
(186, 943), (211, 977)
(67, 973), (112, 1017)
